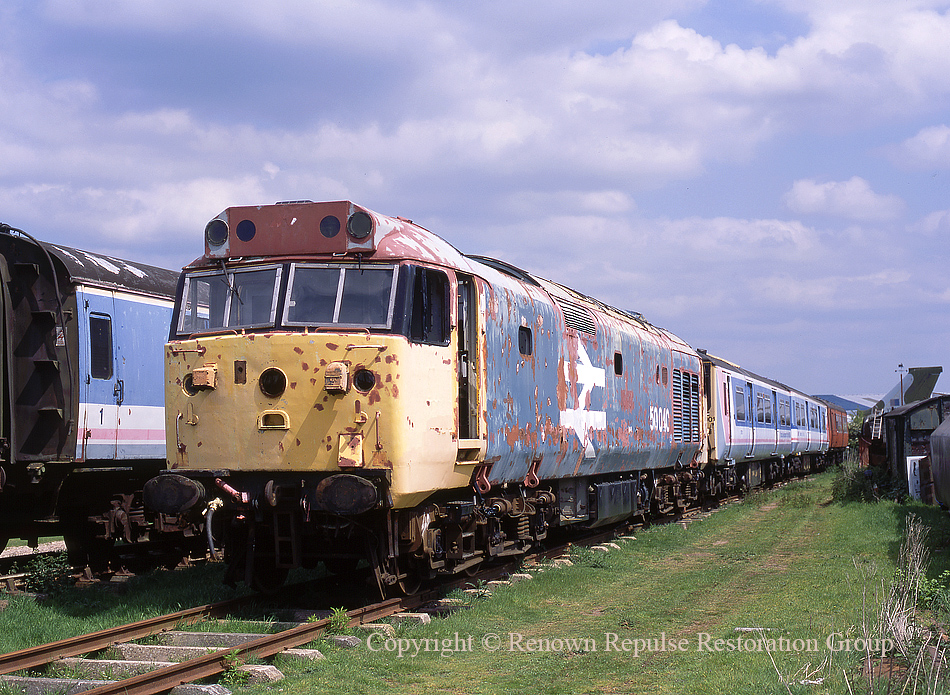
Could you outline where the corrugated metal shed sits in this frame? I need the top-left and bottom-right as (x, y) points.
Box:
(884, 395), (950, 499)
(931, 418), (950, 507)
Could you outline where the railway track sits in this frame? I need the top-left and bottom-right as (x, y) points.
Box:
(0, 488), (759, 695)
(0, 524), (625, 694)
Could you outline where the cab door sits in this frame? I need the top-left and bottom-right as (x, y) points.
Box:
(77, 288), (119, 460)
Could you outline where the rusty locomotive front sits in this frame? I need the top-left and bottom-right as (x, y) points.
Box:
(146, 200), (839, 593)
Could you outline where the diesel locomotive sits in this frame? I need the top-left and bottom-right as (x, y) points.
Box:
(0, 223), (195, 568)
(145, 200), (845, 593)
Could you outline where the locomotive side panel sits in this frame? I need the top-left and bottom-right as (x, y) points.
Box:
(481, 279), (562, 484)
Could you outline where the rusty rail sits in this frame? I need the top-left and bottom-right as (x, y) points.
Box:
(0, 594), (259, 676)
(71, 598), (418, 695)
(0, 506), (736, 695)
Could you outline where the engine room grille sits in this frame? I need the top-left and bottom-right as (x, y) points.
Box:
(555, 299), (597, 335)
(672, 369), (701, 442)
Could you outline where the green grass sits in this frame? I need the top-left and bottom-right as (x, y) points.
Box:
(2, 470), (948, 694)
(257, 473), (950, 694)
(5, 537), (61, 549)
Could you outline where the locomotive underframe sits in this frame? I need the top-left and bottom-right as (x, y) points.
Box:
(164, 449), (830, 595)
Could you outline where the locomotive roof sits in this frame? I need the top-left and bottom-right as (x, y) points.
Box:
(196, 200), (693, 351)
(0, 227), (178, 299)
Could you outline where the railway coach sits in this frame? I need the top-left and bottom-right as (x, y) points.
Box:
(146, 200), (834, 594)
(0, 224), (185, 568)
(700, 351), (833, 489)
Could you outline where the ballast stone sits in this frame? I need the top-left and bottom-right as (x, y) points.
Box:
(0, 676), (230, 695)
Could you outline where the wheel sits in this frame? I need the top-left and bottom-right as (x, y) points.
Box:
(395, 557), (423, 596)
(396, 571), (422, 596)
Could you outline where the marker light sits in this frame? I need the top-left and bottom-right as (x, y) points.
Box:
(205, 219), (229, 247)
(347, 211), (374, 239)
(320, 215), (341, 238)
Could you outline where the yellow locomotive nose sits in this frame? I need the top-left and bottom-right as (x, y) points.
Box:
(166, 333), (404, 475)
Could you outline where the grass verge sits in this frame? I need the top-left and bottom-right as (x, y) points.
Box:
(2, 470), (948, 694)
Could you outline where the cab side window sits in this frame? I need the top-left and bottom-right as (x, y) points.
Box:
(409, 267), (450, 345)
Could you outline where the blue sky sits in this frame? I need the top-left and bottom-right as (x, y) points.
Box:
(1, 0), (947, 397)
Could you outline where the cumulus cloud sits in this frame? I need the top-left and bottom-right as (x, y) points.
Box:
(890, 125), (950, 169)
(783, 177), (904, 220)
(0, 1), (948, 393)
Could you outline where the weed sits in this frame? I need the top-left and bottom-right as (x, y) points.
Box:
(219, 649), (250, 687)
(568, 545), (610, 568)
(846, 513), (950, 693)
(11, 553), (73, 595)
(832, 454), (909, 503)
(921, 569), (950, 615)
(326, 606), (350, 634)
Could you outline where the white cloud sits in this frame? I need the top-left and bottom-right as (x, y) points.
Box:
(890, 125), (950, 169)
(0, 1), (948, 394)
(915, 208), (950, 235)
(783, 177), (904, 221)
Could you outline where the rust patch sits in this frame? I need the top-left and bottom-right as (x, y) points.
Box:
(302, 362), (309, 371)
(326, 342), (339, 351)
(294, 347), (304, 354)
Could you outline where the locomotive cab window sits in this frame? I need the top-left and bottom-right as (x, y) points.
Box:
(89, 314), (113, 379)
(408, 266), (449, 345)
(614, 352), (622, 375)
(284, 264), (397, 329)
(178, 265), (282, 334)
(519, 326), (533, 356)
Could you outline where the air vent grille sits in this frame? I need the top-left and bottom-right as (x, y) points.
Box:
(556, 299), (597, 336)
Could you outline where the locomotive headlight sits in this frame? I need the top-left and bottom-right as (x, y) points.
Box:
(259, 368), (287, 399)
(346, 211), (374, 239)
(205, 218), (229, 247)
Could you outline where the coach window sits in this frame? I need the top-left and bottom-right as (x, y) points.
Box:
(89, 314), (113, 380)
(409, 267), (449, 345)
(734, 385), (746, 421)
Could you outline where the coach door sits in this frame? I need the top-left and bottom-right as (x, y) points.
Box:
(78, 288), (120, 460)
(771, 390), (780, 455)
(456, 274), (481, 460)
(745, 382), (755, 458)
